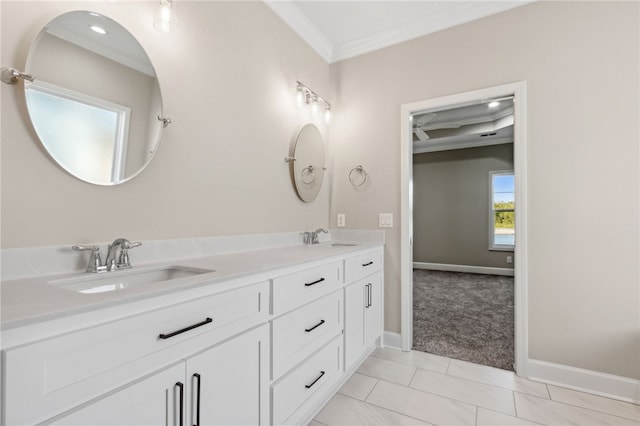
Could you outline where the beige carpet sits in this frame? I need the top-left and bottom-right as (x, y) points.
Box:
(413, 269), (514, 371)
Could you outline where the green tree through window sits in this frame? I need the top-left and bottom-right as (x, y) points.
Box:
(490, 171), (515, 249)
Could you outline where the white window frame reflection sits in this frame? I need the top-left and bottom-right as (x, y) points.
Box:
(25, 80), (131, 184)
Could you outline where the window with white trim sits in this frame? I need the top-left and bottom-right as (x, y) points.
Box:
(490, 171), (515, 250)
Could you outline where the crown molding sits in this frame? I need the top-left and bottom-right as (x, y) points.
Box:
(265, 1), (534, 64)
(332, 1), (533, 62)
(263, 0), (333, 63)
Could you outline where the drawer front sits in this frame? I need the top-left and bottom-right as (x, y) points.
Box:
(272, 261), (342, 314)
(272, 335), (343, 425)
(344, 249), (383, 283)
(3, 281), (269, 426)
(272, 290), (343, 379)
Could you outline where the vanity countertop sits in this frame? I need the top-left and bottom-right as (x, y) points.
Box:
(1, 241), (383, 331)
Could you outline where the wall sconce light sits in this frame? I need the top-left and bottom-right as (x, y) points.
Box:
(154, 0), (177, 34)
(296, 81), (332, 123)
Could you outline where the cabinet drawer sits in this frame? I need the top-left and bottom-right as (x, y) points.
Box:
(344, 249), (383, 283)
(272, 335), (343, 425)
(272, 290), (343, 379)
(3, 281), (269, 426)
(272, 261), (342, 314)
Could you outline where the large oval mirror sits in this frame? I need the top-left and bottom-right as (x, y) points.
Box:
(292, 123), (325, 202)
(24, 11), (164, 185)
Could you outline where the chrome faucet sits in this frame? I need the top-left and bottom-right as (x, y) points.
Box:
(73, 238), (142, 273)
(310, 228), (328, 245)
(105, 238), (142, 271)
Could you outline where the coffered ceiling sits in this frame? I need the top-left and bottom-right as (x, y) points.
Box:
(264, 0), (535, 63)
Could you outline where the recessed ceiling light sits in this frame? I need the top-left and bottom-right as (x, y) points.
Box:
(90, 25), (107, 35)
(488, 101), (500, 108)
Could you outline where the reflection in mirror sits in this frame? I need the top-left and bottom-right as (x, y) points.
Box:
(24, 11), (164, 185)
(292, 124), (325, 202)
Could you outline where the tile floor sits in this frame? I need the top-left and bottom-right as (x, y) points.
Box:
(311, 348), (640, 426)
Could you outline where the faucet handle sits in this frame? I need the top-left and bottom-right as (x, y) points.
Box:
(118, 241), (142, 268)
(302, 232), (313, 245)
(72, 245), (105, 273)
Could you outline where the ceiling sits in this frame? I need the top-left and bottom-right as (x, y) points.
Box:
(264, 0), (535, 63)
(412, 97), (514, 154)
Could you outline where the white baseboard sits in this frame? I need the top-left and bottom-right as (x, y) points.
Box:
(383, 331), (402, 350)
(528, 359), (640, 404)
(414, 262), (515, 276)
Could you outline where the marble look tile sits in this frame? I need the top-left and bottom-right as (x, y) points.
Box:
(315, 394), (432, 426)
(548, 385), (640, 421)
(410, 368), (516, 415)
(366, 380), (476, 426)
(447, 359), (549, 398)
(337, 373), (378, 401)
(371, 348), (450, 373)
(477, 408), (543, 425)
(515, 393), (640, 425)
(357, 356), (416, 386)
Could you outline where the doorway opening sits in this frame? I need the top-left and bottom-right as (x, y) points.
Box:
(400, 82), (528, 375)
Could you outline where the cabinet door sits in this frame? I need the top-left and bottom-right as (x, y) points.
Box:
(344, 280), (366, 370)
(186, 324), (269, 426)
(344, 272), (383, 371)
(364, 273), (382, 346)
(46, 363), (185, 426)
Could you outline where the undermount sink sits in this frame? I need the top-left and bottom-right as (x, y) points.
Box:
(48, 266), (215, 294)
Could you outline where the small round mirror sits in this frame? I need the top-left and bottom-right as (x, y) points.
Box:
(292, 124), (325, 202)
(24, 11), (164, 185)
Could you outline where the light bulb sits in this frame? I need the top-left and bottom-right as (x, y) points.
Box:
(311, 96), (319, 114)
(325, 105), (331, 123)
(154, 0), (176, 34)
(296, 86), (304, 107)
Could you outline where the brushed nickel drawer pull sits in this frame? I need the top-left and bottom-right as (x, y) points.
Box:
(305, 319), (325, 333)
(305, 277), (325, 287)
(305, 371), (325, 389)
(159, 318), (213, 340)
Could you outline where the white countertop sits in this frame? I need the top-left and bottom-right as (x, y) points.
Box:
(1, 241), (383, 331)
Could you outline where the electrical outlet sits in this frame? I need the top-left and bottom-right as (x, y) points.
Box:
(507, 256), (513, 264)
(337, 213), (346, 227)
(378, 213), (393, 228)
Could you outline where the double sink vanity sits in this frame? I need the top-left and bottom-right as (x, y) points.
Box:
(0, 232), (384, 425)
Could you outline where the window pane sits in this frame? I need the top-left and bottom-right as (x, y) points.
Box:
(492, 174), (514, 205)
(494, 211), (515, 246)
(26, 87), (119, 183)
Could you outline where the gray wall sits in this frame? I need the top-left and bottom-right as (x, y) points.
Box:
(413, 144), (514, 268)
(329, 1), (639, 379)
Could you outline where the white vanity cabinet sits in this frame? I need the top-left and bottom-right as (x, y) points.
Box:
(2, 281), (270, 425)
(344, 272), (383, 371)
(185, 324), (269, 426)
(1, 243), (384, 426)
(46, 363), (185, 426)
(344, 249), (384, 371)
(47, 324), (269, 426)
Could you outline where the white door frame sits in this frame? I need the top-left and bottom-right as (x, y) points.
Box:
(400, 81), (529, 376)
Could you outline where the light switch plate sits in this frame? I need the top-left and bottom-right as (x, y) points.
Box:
(379, 213), (393, 228)
(337, 213), (346, 227)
